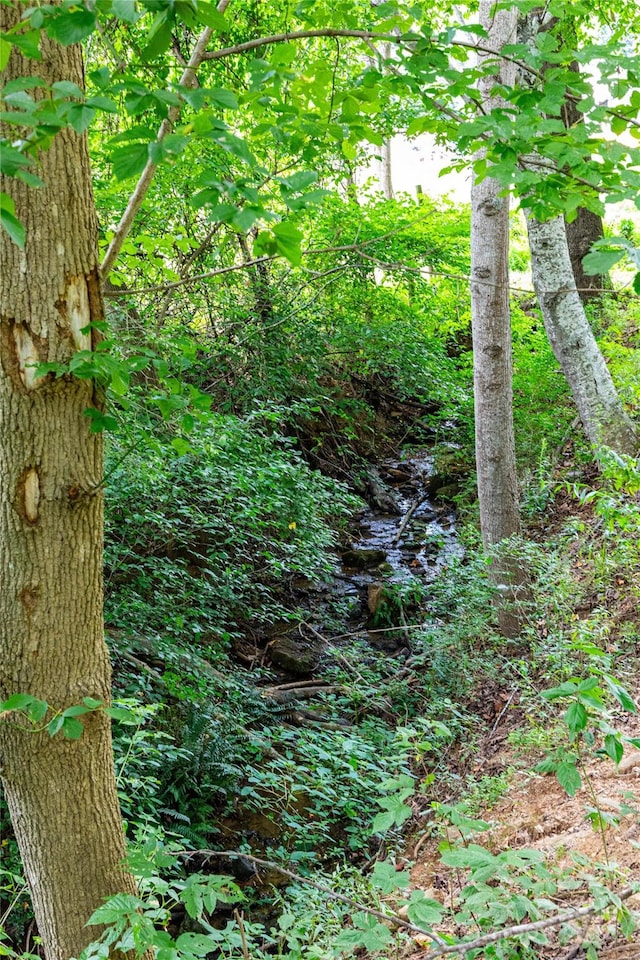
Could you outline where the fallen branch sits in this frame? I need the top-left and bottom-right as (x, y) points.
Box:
(182, 849), (447, 948)
(392, 497), (425, 546)
(417, 886), (637, 959)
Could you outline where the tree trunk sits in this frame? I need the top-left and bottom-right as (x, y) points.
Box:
(0, 13), (139, 960)
(472, 2), (523, 637)
(562, 62), (607, 301)
(471, 3), (520, 550)
(526, 214), (638, 454)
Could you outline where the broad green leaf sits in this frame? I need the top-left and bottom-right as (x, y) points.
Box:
(272, 222), (303, 266)
(208, 88), (239, 110)
(141, 15), (173, 62)
(542, 681), (578, 701)
(604, 733), (624, 765)
(47, 715), (64, 737)
(62, 704), (91, 718)
(111, 142), (150, 181)
(1, 693), (36, 712)
(0, 208), (25, 248)
(564, 701), (588, 735)
(371, 860), (410, 893)
(406, 890), (444, 929)
(87, 894), (146, 925)
(556, 761), (581, 797)
(47, 8), (97, 45)
(8, 29), (41, 59)
(191, 5), (228, 29)
(440, 845), (497, 869)
(104, 705), (137, 723)
(28, 699), (49, 724)
(83, 697), (103, 709)
(604, 675), (637, 713)
(582, 248), (624, 275)
(371, 810), (395, 833)
(112, 0), (142, 23)
(62, 716), (85, 739)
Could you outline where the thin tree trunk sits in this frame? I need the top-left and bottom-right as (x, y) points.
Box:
(471, 3), (520, 549)
(526, 214), (638, 454)
(472, 2), (522, 636)
(0, 12), (139, 960)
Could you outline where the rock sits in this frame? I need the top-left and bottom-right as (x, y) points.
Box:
(269, 634), (323, 675)
(341, 548), (387, 569)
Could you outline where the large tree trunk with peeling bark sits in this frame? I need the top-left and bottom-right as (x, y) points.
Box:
(471, 2), (523, 636)
(471, 3), (520, 549)
(0, 13), (138, 960)
(526, 215), (638, 455)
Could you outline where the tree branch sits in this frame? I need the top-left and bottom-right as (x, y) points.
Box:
(100, 0), (231, 279)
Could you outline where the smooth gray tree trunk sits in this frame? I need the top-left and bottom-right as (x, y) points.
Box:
(471, 2), (523, 636)
(526, 214), (638, 454)
(471, 3), (520, 549)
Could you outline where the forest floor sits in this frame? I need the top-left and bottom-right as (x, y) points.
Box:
(409, 716), (640, 958)
(404, 480), (640, 960)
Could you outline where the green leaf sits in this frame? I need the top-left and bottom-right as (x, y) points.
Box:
(564, 700), (588, 735)
(556, 761), (581, 797)
(62, 716), (85, 739)
(62, 704), (91, 718)
(406, 890), (444, 929)
(633, 272), (640, 296)
(112, 0), (142, 23)
(207, 88), (239, 110)
(0, 207), (25, 248)
(0, 36), (11, 71)
(440, 844), (497, 870)
(111, 142), (150, 181)
(272, 222), (303, 266)
(604, 733), (624, 765)
(191, 4), (228, 29)
(28, 699), (49, 724)
(104, 705), (137, 723)
(83, 697), (103, 709)
(371, 810), (395, 833)
(604, 675), (637, 713)
(371, 861), (410, 893)
(141, 15), (173, 62)
(1, 693), (36, 712)
(542, 681), (578, 701)
(47, 715), (64, 737)
(47, 8), (97, 45)
(582, 248), (624, 275)
(8, 29), (41, 60)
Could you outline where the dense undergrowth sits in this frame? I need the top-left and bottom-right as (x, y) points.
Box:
(2, 195), (640, 959)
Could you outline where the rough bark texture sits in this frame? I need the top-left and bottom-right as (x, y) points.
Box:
(0, 13), (138, 960)
(471, 3), (520, 551)
(562, 62), (607, 301)
(526, 215), (638, 455)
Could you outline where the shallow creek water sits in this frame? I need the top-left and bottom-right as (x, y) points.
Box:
(335, 451), (464, 631)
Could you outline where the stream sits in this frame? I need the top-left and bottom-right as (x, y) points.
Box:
(267, 449), (464, 672)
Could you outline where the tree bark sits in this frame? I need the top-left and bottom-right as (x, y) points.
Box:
(526, 214), (638, 454)
(562, 62), (607, 301)
(471, 3), (520, 550)
(471, 2), (523, 637)
(0, 12), (138, 960)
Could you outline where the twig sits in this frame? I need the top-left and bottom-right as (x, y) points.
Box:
(488, 689), (516, 738)
(182, 849), (448, 948)
(392, 498), (424, 546)
(234, 910), (250, 960)
(416, 886), (636, 959)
